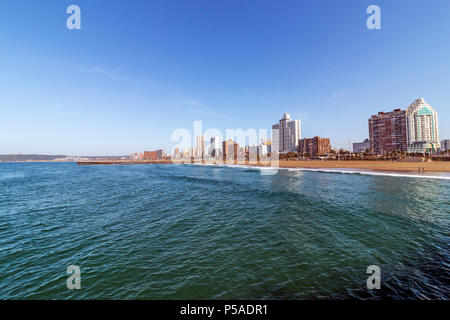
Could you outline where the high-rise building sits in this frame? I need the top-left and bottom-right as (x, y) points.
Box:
(369, 109), (407, 155)
(441, 139), (450, 151)
(353, 139), (370, 153)
(272, 113), (301, 153)
(298, 137), (331, 156)
(210, 136), (221, 157)
(196, 135), (205, 159)
(222, 139), (239, 161)
(406, 98), (440, 153)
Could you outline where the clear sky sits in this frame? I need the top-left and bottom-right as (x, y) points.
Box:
(1, 0), (449, 155)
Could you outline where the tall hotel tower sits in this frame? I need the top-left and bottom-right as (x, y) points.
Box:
(272, 113), (301, 153)
(406, 98), (440, 153)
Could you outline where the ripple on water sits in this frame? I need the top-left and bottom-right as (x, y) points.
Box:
(0, 162), (448, 299)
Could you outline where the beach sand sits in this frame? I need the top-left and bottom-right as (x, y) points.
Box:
(77, 159), (450, 173)
(254, 160), (450, 173)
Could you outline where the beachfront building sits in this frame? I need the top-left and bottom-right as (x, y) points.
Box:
(298, 136), (331, 157)
(441, 139), (450, 152)
(248, 145), (259, 162)
(130, 152), (144, 160)
(405, 98), (440, 153)
(369, 109), (407, 155)
(210, 136), (221, 157)
(261, 138), (272, 155)
(272, 113), (301, 153)
(222, 139), (239, 161)
(259, 144), (268, 158)
(143, 149), (164, 160)
(248, 144), (269, 161)
(196, 135), (205, 159)
(353, 139), (370, 153)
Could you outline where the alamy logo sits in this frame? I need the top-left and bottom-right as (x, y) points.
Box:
(66, 5), (81, 30)
(170, 120), (280, 175)
(366, 265), (381, 289)
(366, 5), (381, 30)
(67, 265), (81, 290)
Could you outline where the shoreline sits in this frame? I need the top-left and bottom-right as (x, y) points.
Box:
(0, 160), (74, 163)
(75, 159), (450, 174)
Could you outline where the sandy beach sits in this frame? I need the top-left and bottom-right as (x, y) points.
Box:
(77, 159), (450, 173)
(272, 160), (450, 173)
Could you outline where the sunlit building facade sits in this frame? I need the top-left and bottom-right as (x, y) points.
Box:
(222, 139), (239, 161)
(143, 149), (164, 160)
(196, 135), (205, 159)
(369, 109), (407, 155)
(298, 136), (331, 156)
(406, 98), (440, 153)
(272, 113), (301, 153)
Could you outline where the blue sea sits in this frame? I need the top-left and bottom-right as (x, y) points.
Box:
(0, 162), (448, 299)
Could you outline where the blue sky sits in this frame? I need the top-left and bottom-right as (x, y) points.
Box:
(1, 0), (449, 155)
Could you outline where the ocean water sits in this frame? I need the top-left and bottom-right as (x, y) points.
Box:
(0, 162), (448, 299)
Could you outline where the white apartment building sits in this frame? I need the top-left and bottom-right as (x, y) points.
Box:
(272, 113), (301, 153)
(196, 135), (205, 158)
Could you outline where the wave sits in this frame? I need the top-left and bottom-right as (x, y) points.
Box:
(282, 167), (450, 180)
(188, 163), (450, 180)
(0, 172), (26, 180)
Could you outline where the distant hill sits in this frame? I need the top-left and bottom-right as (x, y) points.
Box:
(0, 154), (67, 161)
(0, 154), (130, 161)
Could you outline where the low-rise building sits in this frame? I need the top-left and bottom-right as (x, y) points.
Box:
(441, 139), (450, 151)
(143, 149), (164, 160)
(353, 139), (370, 153)
(298, 137), (331, 157)
(247, 144), (268, 161)
(130, 152), (144, 160)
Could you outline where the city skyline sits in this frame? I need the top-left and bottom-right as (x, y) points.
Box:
(1, 96), (446, 157)
(1, 1), (450, 156)
(160, 98), (445, 158)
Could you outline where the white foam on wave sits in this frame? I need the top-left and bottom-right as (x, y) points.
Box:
(183, 163), (450, 180)
(0, 172), (26, 180)
(282, 167), (450, 180)
(227, 164), (257, 170)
